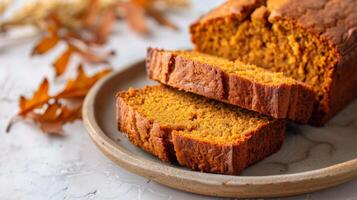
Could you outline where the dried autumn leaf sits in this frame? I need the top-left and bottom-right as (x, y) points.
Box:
(82, 0), (100, 28)
(32, 102), (63, 135)
(19, 78), (51, 116)
(56, 65), (111, 99)
(154, 0), (190, 8)
(71, 44), (115, 64)
(119, 2), (149, 35)
(6, 64), (105, 134)
(131, 0), (151, 8)
(117, 0), (178, 35)
(31, 33), (59, 56)
(32, 102), (82, 135)
(6, 78), (51, 132)
(146, 8), (178, 30)
(53, 45), (76, 77)
(60, 103), (82, 123)
(45, 14), (61, 32)
(31, 17), (60, 56)
(93, 7), (116, 44)
(81, 49), (115, 64)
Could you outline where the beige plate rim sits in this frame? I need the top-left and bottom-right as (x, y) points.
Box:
(82, 61), (357, 198)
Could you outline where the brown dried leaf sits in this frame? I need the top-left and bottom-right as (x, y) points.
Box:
(19, 78), (51, 116)
(32, 102), (82, 135)
(45, 14), (61, 31)
(60, 103), (82, 123)
(118, 0), (178, 34)
(38, 121), (64, 136)
(53, 45), (76, 77)
(31, 16), (61, 56)
(32, 102), (63, 135)
(146, 8), (178, 30)
(6, 78), (51, 133)
(80, 49), (115, 64)
(56, 65), (111, 99)
(122, 2), (149, 35)
(131, 0), (151, 8)
(7, 65), (109, 134)
(154, 0), (190, 8)
(82, 0), (100, 28)
(71, 44), (115, 64)
(31, 33), (59, 56)
(94, 7), (116, 44)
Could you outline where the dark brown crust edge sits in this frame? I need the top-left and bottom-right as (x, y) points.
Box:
(116, 89), (285, 175)
(189, 0), (266, 47)
(146, 48), (315, 123)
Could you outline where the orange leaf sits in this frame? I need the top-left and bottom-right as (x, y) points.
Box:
(31, 34), (59, 56)
(71, 44), (114, 64)
(60, 104), (82, 123)
(121, 2), (149, 35)
(32, 102), (82, 135)
(32, 102), (62, 122)
(19, 78), (51, 116)
(146, 8), (178, 30)
(80, 49), (115, 64)
(94, 7), (116, 44)
(38, 121), (64, 136)
(56, 65), (111, 99)
(46, 14), (61, 28)
(82, 0), (99, 28)
(131, 0), (151, 8)
(6, 78), (51, 133)
(31, 14), (61, 56)
(53, 45), (76, 77)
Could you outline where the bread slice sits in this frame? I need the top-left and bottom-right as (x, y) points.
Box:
(116, 85), (285, 175)
(190, 0), (357, 125)
(147, 48), (315, 123)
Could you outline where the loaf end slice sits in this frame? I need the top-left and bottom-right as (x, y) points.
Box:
(147, 48), (315, 123)
(189, 0), (357, 125)
(116, 85), (285, 175)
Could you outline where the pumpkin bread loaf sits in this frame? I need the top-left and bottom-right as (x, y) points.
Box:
(116, 85), (285, 175)
(190, 0), (357, 125)
(147, 48), (315, 123)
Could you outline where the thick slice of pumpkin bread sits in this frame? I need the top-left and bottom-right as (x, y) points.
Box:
(190, 0), (357, 125)
(116, 85), (285, 175)
(147, 48), (315, 123)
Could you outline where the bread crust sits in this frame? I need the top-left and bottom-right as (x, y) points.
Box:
(117, 95), (173, 162)
(270, 0), (357, 125)
(116, 90), (285, 175)
(172, 120), (285, 174)
(198, 0), (265, 23)
(190, 0), (357, 125)
(146, 48), (315, 123)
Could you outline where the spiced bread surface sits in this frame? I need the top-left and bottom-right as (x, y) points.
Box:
(116, 85), (285, 175)
(190, 0), (357, 125)
(147, 48), (315, 123)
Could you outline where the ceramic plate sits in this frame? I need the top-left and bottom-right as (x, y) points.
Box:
(82, 60), (357, 198)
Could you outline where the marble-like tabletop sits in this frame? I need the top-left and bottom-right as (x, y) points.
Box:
(0, 0), (356, 199)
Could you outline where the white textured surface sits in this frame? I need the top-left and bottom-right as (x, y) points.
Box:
(0, 0), (356, 199)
